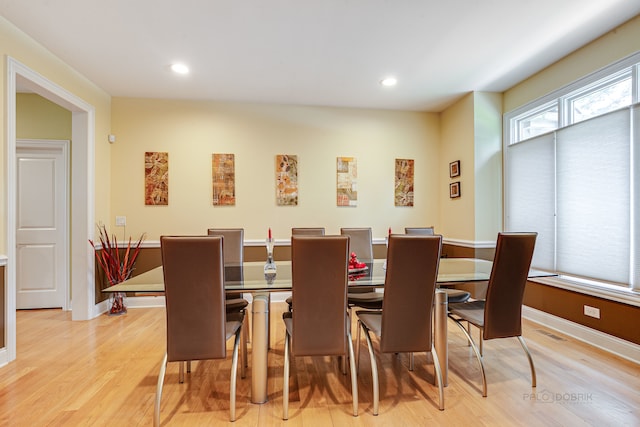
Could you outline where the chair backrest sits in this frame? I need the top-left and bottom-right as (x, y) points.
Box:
(161, 236), (228, 362)
(207, 228), (244, 264)
(290, 235), (349, 357)
(291, 227), (325, 236)
(483, 232), (537, 340)
(404, 227), (435, 236)
(380, 234), (442, 353)
(340, 227), (373, 260)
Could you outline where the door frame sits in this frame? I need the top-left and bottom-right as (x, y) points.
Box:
(3, 57), (96, 365)
(16, 139), (70, 311)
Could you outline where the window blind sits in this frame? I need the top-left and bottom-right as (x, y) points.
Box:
(555, 108), (630, 285)
(506, 107), (633, 287)
(505, 133), (555, 271)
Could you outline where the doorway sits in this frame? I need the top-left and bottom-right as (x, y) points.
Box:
(3, 57), (96, 365)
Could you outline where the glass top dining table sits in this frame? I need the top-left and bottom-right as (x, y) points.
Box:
(103, 257), (546, 294)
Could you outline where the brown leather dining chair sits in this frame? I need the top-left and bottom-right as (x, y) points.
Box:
(155, 236), (244, 425)
(447, 232), (538, 397)
(405, 226), (470, 305)
(340, 227), (374, 259)
(207, 228), (249, 368)
(340, 227), (384, 309)
(404, 226), (435, 235)
(356, 234), (444, 414)
(286, 227), (326, 311)
(291, 227), (325, 236)
(282, 235), (358, 419)
(207, 228), (249, 312)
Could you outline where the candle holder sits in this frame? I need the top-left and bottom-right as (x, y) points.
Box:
(264, 237), (277, 283)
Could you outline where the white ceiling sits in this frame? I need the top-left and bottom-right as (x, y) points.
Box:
(2, 0), (640, 112)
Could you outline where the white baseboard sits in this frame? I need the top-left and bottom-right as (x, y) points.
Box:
(0, 347), (7, 368)
(523, 306), (640, 365)
(265, 291), (291, 303)
(125, 295), (166, 308)
(93, 299), (110, 317)
(124, 291), (293, 309)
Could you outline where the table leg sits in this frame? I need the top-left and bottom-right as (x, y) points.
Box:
(434, 289), (448, 386)
(251, 293), (269, 403)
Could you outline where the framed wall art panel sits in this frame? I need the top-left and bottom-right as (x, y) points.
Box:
(145, 151), (169, 205)
(212, 153), (235, 206)
(395, 158), (414, 206)
(275, 154), (298, 206)
(337, 156), (357, 206)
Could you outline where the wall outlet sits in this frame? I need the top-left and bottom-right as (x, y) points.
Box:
(115, 216), (126, 227)
(583, 305), (600, 319)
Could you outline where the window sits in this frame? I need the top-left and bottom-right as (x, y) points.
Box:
(505, 52), (640, 294)
(566, 71), (632, 124)
(514, 102), (558, 142)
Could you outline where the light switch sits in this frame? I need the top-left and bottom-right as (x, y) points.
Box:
(115, 216), (126, 226)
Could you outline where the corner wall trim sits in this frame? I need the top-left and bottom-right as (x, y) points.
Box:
(522, 306), (639, 365)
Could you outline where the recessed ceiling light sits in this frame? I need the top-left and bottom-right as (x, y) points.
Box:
(171, 63), (189, 74)
(380, 76), (397, 87)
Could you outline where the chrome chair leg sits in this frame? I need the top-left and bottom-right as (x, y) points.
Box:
(179, 360), (185, 383)
(355, 320), (362, 373)
(154, 353), (168, 427)
(347, 327), (359, 417)
(343, 307), (356, 375)
(363, 325), (379, 416)
(230, 327), (241, 422)
(282, 331), (290, 420)
(409, 352), (414, 371)
(246, 305), (252, 344)
(450, 317), (487, 397)
(239, 314), (247, 379)
(517, 336), (537, 387)
(430, 345), (445, 410)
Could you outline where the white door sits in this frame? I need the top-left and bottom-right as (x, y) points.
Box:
(16, 140), (69, 309)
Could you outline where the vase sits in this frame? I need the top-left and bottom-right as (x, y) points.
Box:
(264, 238), (277, 284)
(108, 291), (127, 316)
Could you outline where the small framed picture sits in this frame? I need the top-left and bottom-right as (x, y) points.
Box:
(450, 181), (461, 198)
(449, 160), (460, 178)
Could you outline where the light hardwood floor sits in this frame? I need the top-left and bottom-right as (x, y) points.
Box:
(1, 303), (638, 426)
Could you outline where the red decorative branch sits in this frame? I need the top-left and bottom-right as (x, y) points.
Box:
(89, 224), (145, 287)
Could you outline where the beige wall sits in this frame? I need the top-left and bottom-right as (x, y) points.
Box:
(111, 98), (441, 241)
(440, 93), (475, 240)
(17, 94), (72, 140)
